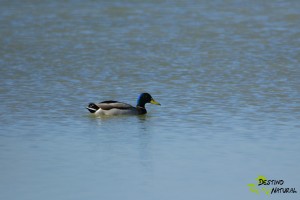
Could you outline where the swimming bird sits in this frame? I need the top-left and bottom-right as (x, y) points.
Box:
(86, 93), (161, 115)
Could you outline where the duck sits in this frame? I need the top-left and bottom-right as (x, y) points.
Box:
(86, 93), (161, 115)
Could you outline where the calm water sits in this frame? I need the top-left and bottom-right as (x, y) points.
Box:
(1, 1), (300, 199)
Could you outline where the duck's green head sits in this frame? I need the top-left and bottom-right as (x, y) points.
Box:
(137, 93), (161, 107)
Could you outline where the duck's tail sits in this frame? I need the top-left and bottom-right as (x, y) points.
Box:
(86, 103), (99, 113)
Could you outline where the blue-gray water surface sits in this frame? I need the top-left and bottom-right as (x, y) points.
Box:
(1, 1), (300, 200)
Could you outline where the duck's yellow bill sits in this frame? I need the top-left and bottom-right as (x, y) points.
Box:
(150, 99), (161, 105)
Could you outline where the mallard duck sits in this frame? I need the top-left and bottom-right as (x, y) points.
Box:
(86, 93), (161, 115)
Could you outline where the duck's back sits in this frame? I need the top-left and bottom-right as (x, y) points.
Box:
(95, 101), (138, 115)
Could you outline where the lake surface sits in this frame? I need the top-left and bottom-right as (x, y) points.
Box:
(1, 1), (300, 199)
